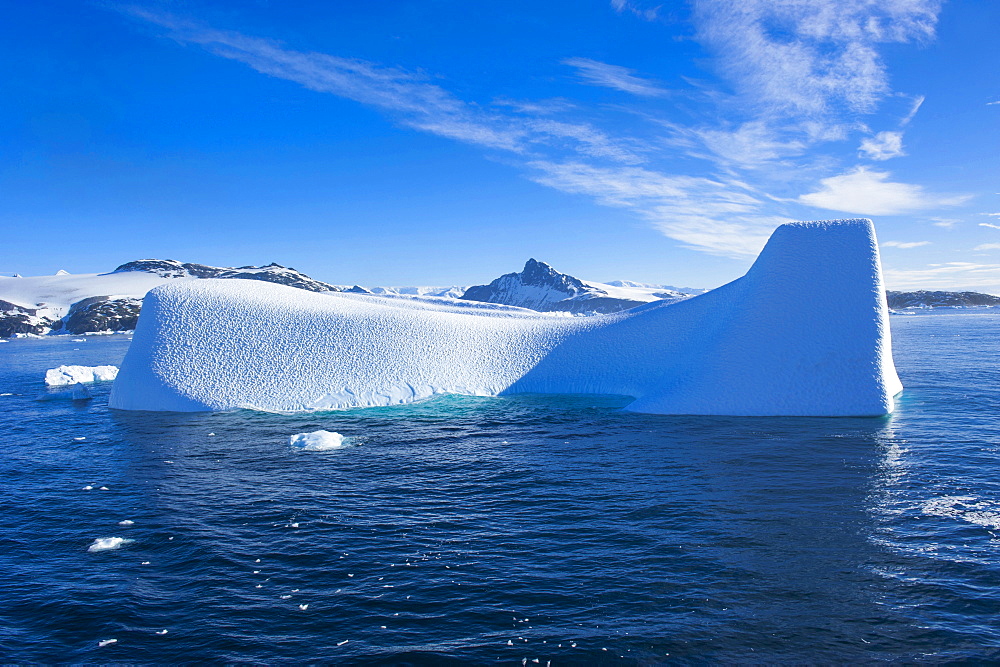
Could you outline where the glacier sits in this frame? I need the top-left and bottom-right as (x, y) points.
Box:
(109, 219), (903, 416)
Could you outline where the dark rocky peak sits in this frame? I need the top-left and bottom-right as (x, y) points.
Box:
(112, 259), (341, 293)
(460, 258), (606, 309)
(519, 259), (594, 295)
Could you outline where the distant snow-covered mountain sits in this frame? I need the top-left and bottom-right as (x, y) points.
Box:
(0, 260), (351, 337)
(460, 258), (696, 314)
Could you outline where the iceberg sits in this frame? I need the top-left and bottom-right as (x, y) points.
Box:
(45, 365), (119, 386)
(110, 219), (902, 416)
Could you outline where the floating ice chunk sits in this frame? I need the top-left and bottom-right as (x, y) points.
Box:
(289, 430), (346, 451)
(155, 629), (168, 635)
(337, 640), (348, 646)
(280, 595), (292, 599)
(98, 638), (117, 647)
(74, 436), (86, 441)
(71, 338), (86, 343)
(111, 220), (902, 417)
(88, 537), (133, 552)
(81, 485), (93, 491)
(45, 365), (118, 386)
(118, 520), (134, 526)
(299, 604), (309, 611)
(99, 486), (109, 491)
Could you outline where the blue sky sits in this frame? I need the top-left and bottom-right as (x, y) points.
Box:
(2, 0), (998, 290)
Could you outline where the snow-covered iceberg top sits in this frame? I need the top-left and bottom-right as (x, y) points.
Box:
(110, 219), (902, 416)
(45, 365), (119, 386)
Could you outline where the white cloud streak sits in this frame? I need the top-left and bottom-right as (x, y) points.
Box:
(122, 2), (956, 261)
(798, 167), (968, 215)
(562, 58), (669, 97)
(980, 222), (1000, 230)
(859, 131), (905, 160)
(882, 240), (930, 248)
(610, 0), (660, 21)
(691, 0), (940, 117)
(884, 262), (1000, 292)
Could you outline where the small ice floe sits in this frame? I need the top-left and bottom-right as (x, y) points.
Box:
(73, 436), (86, 441)
(299, 604), (309, 611)
(255, 584), (262, 589)
(141, 561), (151, 565)
(71, 339), (86, 343)
(97, 638), (117, 647)
(81, 485), (94, 491)
(291, 589), (299, 592)
(118, 520), (134, 526)
(155, 629), (168, 635)
(88, 537), (133, 552)
(337, 640), (348, 646)
(289, 430), (347, 451)
(289, 522), (299, 528)
(0, 392), (12, 396)
(44, 365), (119, 386)
(255, 559), (261, 563)
(208, 432), (215, 436)
(99, 486), (109, 491)
(280, 595), (292, 599)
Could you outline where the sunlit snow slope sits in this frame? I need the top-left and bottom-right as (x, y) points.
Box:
(110, 219), (903, 416)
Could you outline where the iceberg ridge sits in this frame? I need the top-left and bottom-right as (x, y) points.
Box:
(110, 219), (902, 416)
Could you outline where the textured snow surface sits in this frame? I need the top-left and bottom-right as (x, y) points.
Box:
(110, 219), (903, 416)
(45, 365), (119, 386)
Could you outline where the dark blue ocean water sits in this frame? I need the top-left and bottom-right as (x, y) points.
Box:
(1, 312), (999, 663)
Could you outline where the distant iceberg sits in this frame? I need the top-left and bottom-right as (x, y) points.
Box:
(109, 219), (902, 416)
(45, 365), (119, 386)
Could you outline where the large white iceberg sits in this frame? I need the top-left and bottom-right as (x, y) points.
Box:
(110, 219), (902, 416)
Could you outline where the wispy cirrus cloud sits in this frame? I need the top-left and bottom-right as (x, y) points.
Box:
(974, 244), (1000, 251)
(120, 1), (955, 261)
(980, 222), (1000, 230)
(798, 167), (969, 216)
(884, 262), (1000, 292)
(610, 0), (661, 22)
(691, 0), (940, 117)
(562, 58), (669, 97)
(859, 131), (905, 160)
(882, 240), (930, 248)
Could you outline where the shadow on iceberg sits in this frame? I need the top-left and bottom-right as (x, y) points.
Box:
(109, 219), (902, 416)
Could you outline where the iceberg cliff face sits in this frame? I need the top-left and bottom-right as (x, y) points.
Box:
(110, 219), (902, 416)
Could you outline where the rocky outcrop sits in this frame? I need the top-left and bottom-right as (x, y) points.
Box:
(0, 299), (56, 337)
(887, 290), (1000, 309)
(63, 296), (143, 334)
(460, 259), (688, 314)
(113, 260), (341, 293)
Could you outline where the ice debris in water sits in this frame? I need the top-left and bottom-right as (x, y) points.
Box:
(290, 430), (347, 451)
(44, 365), (118, 386)
(299, 604), (309, 611)
(38, 384), (91, 402)
(73, 436), (86, 441)
(98, 639), (117, 647)
(337, 640), (348, 646)
(88, 537), (133, 552)
(155, 629), (168, 635)
(118, 520), (134, 526)
(110, 219), (902, 417)
(82, 485), (94, 491)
